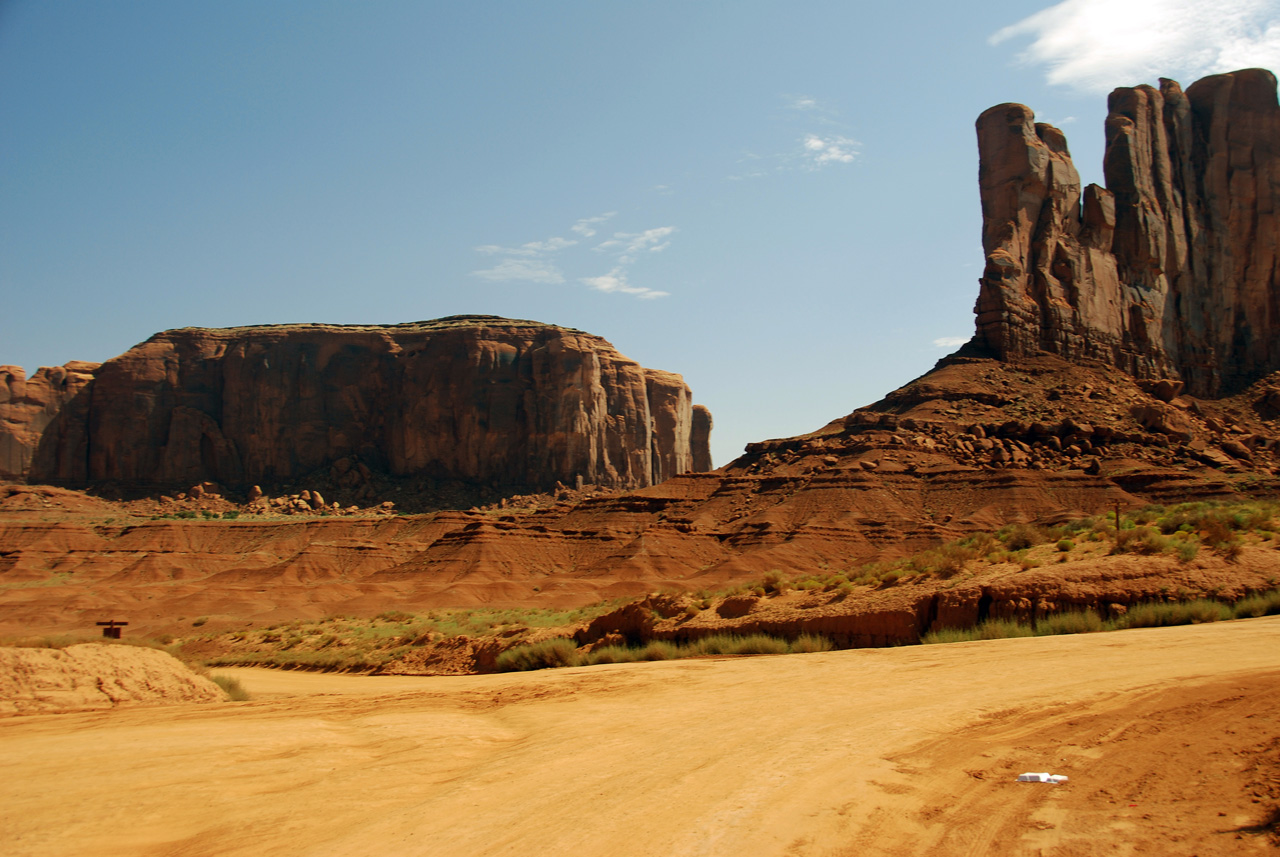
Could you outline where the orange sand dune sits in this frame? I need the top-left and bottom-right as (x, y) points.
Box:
(2, 618), (1278, 856)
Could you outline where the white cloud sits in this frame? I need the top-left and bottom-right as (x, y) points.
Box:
(522, 236), (577, 253)
(581, 268), (669, 300)
(570, 212), (616, 238)
(474, 236), (576, 256)
(933, 336), (970, 348)
(789, 95), (819, 110)
(473, 214), (675, 298)
(471, 258), (565, 284)
(595, 226), (676, 264)
(474, 243), (536, 257)
(992, 0), (1280, 93)
(800, 134), (860, 167)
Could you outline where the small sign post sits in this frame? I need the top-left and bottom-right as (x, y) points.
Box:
(97, 620), (128, 639)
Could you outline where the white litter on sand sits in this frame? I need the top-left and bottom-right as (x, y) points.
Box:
(1017, 772), (1069, 784)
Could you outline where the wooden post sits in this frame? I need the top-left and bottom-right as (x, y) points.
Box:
(96, 620), (129, 639)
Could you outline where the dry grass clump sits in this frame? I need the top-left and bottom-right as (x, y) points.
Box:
(210, 674), (251, 701)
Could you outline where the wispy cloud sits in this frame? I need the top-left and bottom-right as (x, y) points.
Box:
(570, 212), (616, 238)
(473, 214), (674, 299)
(933, 336), (970, 348)
(992, 0), (1280, 93)
(596, 226), (676, 264)
(581, 267), (669, 300)
(471, 257), (565, 284)
(730, 96), (861, 179)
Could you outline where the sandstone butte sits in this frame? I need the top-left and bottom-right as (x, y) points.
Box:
(3, 69), (1280, 644)
(0, 315), (713, 491)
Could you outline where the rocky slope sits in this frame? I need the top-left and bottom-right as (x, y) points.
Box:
(974, 68), (1280, 397)
(2, 316), (711, 494)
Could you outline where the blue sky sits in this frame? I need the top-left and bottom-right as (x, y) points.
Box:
(4, 0), (1279, 467)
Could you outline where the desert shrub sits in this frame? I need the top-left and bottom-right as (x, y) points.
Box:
(975, 618), (1034, 640)
(376, 610), (415, 623)
(879, 570), (901, 587)
(922, 626), (980, 644)
(1035, 610), (1104, 636)
(495, 638), (581, 672)
(173, 510), (196, 519)
(959, 531), (999, 557)
(637, 640), (679, 661)
(923, 619), (1032, 644)
(761, 570), (790, 595)
(789, 634), (834, 653)
(910, 542), (975, 577)
(1116, 600), (1232, 629)
(1111, 526), (1169, 556)
(729, 634), (790, 655)
(1056, 539), (1074, 552)
(1172, 537), (1200, 562)
(221, 510), (240, 520)
(211, 674), (250, 701)
(1233, 590), (1280, 618)
(998, 523), (1041, 551)
(584, 645), (634, 665)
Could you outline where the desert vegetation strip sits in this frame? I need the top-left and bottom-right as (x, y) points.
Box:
(923, 590), (1280, 644)
(18, 499), (1278, 677)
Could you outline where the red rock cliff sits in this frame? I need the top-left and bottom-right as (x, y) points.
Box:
(0, 363), (98, 480)
(22, 316), (712, 490)
(973, 68), (1280, 397)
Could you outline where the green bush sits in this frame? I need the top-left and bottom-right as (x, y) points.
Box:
(1056, 538), (1074, 552)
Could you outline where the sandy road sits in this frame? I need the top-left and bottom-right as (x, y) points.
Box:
(3, 619), (1279, 857)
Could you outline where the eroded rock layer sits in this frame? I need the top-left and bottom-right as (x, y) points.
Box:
(15, 316), (711, 491)
(974, 68), (1280, 397)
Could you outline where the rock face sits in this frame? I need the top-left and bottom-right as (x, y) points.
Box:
(21, 316), (712, 491)
(973, 68), (1280, 397)
(0, 363), (99, 480)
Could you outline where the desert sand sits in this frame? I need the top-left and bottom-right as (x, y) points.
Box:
(3, 618), (1279, 856)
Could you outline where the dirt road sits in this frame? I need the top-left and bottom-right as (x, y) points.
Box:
(3, 619), (1279, 856)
